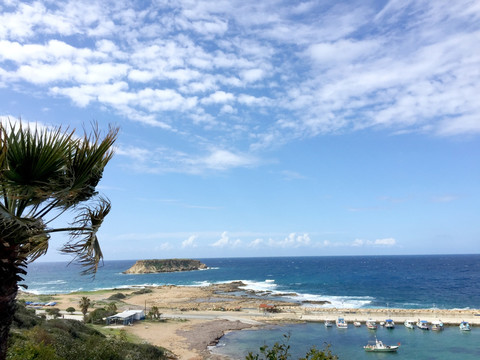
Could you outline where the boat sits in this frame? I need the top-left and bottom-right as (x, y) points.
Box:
(364, 338), (400, 352)
(459, 321), (471, 331)
(353, 321), (361, 327)
(366, 319), (377, 330)
(417, 320), (429, 330)
(336, 317), (348, 329)
(324, 320), (333, 328)
(404, 319), (415, 329)
(431, 320), (444, 331)
(385, 319), (395, 329)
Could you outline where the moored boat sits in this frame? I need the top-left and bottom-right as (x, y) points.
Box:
(336, 317), (348, 329)
(364, 338), (400, 352)
(404, 319), (415, 329)
(385, 319), (395, 329)
(324, 320), (333, 328)
(431, 320), (444, 331)
(459, 321), (471, 331)
(354, 321), (361, 327)
(417, 320), (429, 330)
(366, 319), (377, 330)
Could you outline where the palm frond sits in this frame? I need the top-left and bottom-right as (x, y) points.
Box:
(61, 124), (118, 205)
(60, 198), (111, 275)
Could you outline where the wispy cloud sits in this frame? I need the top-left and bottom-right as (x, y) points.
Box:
(1, 0), (479, 173)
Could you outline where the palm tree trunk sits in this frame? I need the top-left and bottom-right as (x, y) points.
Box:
(0, 242), (24, 360)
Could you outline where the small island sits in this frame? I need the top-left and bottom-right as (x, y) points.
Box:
(123, 259), (208, 274)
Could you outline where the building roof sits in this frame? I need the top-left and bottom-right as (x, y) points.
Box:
(107, 310), (144, 319)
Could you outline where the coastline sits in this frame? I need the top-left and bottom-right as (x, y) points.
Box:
(18, 284), (480, 359)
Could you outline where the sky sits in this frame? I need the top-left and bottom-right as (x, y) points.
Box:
(1, 0), (479, 261)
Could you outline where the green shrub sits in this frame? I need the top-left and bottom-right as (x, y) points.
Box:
(107, 293), (126, 300)
(8, 302), (167, 360)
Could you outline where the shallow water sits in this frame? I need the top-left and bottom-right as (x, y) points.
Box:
(212, 322), (480, 359)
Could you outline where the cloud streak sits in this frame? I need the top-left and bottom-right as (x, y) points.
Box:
(1, 0), (479, 173)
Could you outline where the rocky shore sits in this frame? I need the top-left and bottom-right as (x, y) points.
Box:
(19, 284), (480, 359)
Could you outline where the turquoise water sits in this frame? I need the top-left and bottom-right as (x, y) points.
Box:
(212, 323), (480, 359)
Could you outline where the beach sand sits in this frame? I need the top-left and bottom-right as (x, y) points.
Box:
(19, 284), (480, 359)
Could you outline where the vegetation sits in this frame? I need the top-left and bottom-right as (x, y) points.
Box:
(45, 308), (61, 319)
(0, 119), (118, 359)
(147, 306), (162, 320)
(7, 302), (168, 360)
(246, 335), (338, 360)
(107, 293), (126, 300)
(131, 288), (153, 295)
(78, 297), (91, 322)
(65, 307), (75, 314)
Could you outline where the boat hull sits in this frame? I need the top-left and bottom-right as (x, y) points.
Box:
(364, 347), (399, 353)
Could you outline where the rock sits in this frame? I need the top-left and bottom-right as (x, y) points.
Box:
(123, 259), (208, 274)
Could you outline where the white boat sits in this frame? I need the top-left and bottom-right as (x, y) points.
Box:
(459, 321), (471, 331)
(385, 319), (395, 329)
(324, 320), (333, 328)
(404, 319), (415, 329)
(364, 338), (400, 353)
(336, 317), (348, 329)
(417, 320), (429, 330)
(353, 321), (361, 327)
(431, 320), (444, 331)
(366, 319), (377, 330)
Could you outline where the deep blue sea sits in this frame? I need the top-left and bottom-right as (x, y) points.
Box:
(22, 255), (480, 359)
(23, 255), (480, 310)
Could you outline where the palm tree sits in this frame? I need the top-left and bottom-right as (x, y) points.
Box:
(79, 296), (91, 321)
(0, 119), (118, 359)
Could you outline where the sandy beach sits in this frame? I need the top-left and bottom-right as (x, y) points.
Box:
(19, 284), (480, 359)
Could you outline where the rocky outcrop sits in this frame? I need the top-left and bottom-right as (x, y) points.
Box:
(123, 259), (207, 274)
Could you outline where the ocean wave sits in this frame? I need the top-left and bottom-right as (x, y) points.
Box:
(29, 280), (67, 285)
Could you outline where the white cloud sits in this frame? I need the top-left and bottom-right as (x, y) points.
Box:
(201, 91), (235, 104)
(155, 242), (173, 251)
(372, 238), (396, 246)
(182, 235), (198, 248)
(269, 233), (311, 248)
(210, 232), (242, 248)
(352, 238), (397, 247)
(0, 0), (479, 167)
(240, 68), (265, 83)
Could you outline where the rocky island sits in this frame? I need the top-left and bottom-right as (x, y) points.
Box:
(123, 259), (208, 274)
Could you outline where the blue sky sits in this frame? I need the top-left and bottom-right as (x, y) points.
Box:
(1, 0), (479, 261)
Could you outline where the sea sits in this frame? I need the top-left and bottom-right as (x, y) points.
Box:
(22, 255), (480, 359)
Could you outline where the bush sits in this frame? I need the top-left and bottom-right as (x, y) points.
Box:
(86, 308), (113, 324)
(246, 335), (338, 360)
(8, 303), (168, 360)
(45, 308), (61, 318)
(66, 307), (76, 314)
(107, 293), (126, 300)
(131, 288), (153, 295)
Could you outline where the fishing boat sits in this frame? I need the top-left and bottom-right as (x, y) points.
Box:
(417, 320), (429, 330)
(336, 317), (348, 329)
(366, 319), (377, 330)
(385, 319), (395, 329)
(364, 338), (400, 352)
(354, 321), (361, 327)
(324, 320), (333, 328)
(404, 319), (415, 329)
(459, 321), (471, 331)
(431, 320), (444, 331)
